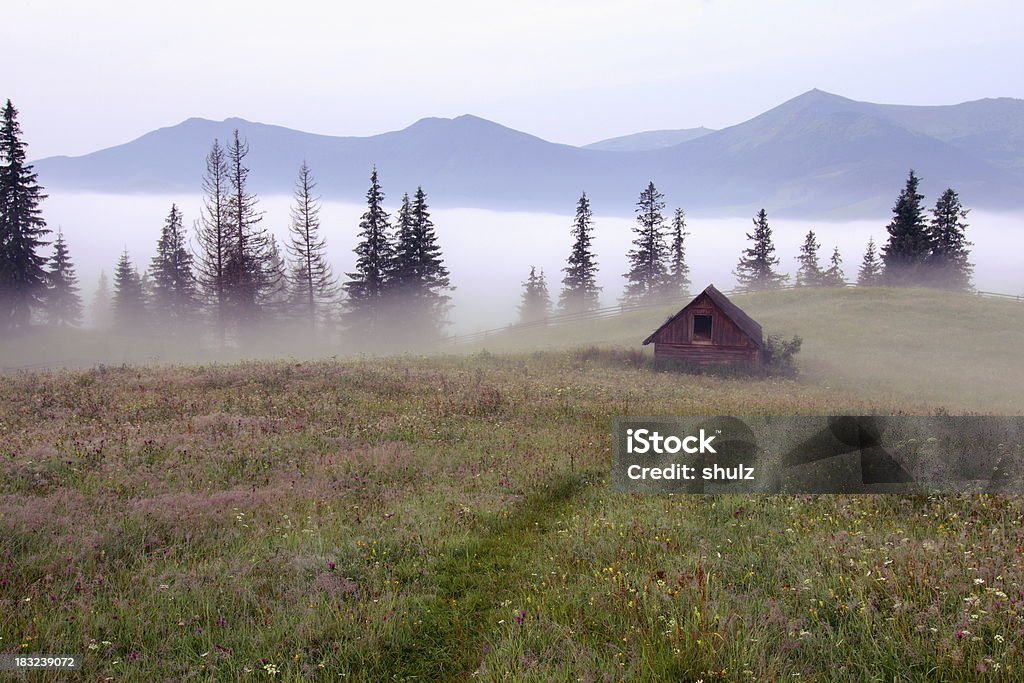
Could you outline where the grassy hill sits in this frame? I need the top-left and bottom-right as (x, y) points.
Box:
(2, 346), (1022, 680)
(460, 286), (1024, 413)
(4, 287), (1022, 413)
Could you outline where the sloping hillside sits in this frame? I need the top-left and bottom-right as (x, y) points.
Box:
(460, 287), (1024, 412)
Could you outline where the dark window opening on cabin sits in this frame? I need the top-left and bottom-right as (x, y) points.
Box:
(693, 314), (712, 342)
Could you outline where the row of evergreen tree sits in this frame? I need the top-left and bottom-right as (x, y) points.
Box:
(91, 151), (454, 344)
(0, 95), (977, 338)
(519, 184), (691, 322)
(518, 170), (974, 322)
(730, 170), (973, 292)
(0, 98), (456, 343)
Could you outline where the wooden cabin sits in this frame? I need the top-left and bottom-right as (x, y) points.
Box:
(642, 285), (763, 368)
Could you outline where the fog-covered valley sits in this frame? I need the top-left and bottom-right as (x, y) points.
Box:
(44, 193), (1024, 334)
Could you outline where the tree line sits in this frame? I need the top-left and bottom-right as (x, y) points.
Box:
(729, 170), (973, 293)
(519, 184), (691, 322)
(0, 100), (454, 347)
(1, 97), (978, 339)
(97, 134), (454, 349)
(519, 169), (974, 322)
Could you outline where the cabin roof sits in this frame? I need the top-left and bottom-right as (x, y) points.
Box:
(642, 284), (763, 346)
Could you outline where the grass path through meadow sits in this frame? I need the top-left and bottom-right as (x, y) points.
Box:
(359, 474), (591, 680)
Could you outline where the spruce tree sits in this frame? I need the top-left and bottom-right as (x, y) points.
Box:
(857, 237), (882, 286)
(261, 234), (289, 316)
(389, 187), (452, 338)
(196, 139), (232, 334)
(663, 207), (691, 301)
(43, 229), (82, 327)
(91, 270), (113, 330)
(112, 249), (146, 330)
(139, 271), (154, 311)
(822, 246), (846, 287)
(882, 169), (931, 286)
(733, 209), (788, 291)
(622, 182), (668, 304)
(927, 188), (973, 291)
(223, 130), (267, 324)
(518, 266), (551, 323)
(0, 99), (50, 332)
(795, 230), (823, 286)
(410, 188), (450, 308)
(286, 161), (337, 329)
(390, 192), (415, 296)
(149, 203), (197, 326)
(559, 191), (601, 313)
(343, 168), (393, 336)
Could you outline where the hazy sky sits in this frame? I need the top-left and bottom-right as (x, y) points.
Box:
(5, 0), (1022, 159)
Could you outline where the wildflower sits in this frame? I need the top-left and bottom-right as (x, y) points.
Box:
(218, 618), (227, 628)
(128, 651), (140, 661)
(327, 561), (336, 571)
(515, 609), (526, 625)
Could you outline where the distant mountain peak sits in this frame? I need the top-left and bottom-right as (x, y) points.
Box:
(405, 113), (505, 129)
(800, 87), (843, 98)
(29, 89), (1024, 217)
(784, 88), (855, 107)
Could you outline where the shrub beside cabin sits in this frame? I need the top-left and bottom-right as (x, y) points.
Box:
(643, 285), (763, 369)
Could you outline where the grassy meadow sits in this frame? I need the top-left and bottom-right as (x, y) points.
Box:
(2, 287), (1024, 680)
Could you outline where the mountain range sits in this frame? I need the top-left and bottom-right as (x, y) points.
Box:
(582, 127), (715, 151)
(32, 89), (1024, 218)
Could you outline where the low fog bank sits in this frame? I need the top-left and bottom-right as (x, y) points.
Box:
(36, 193), (1024, 335)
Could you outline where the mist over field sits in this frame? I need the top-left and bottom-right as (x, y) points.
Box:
(43, 192), (1024, 333)
(7, 1), (1024, 678)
